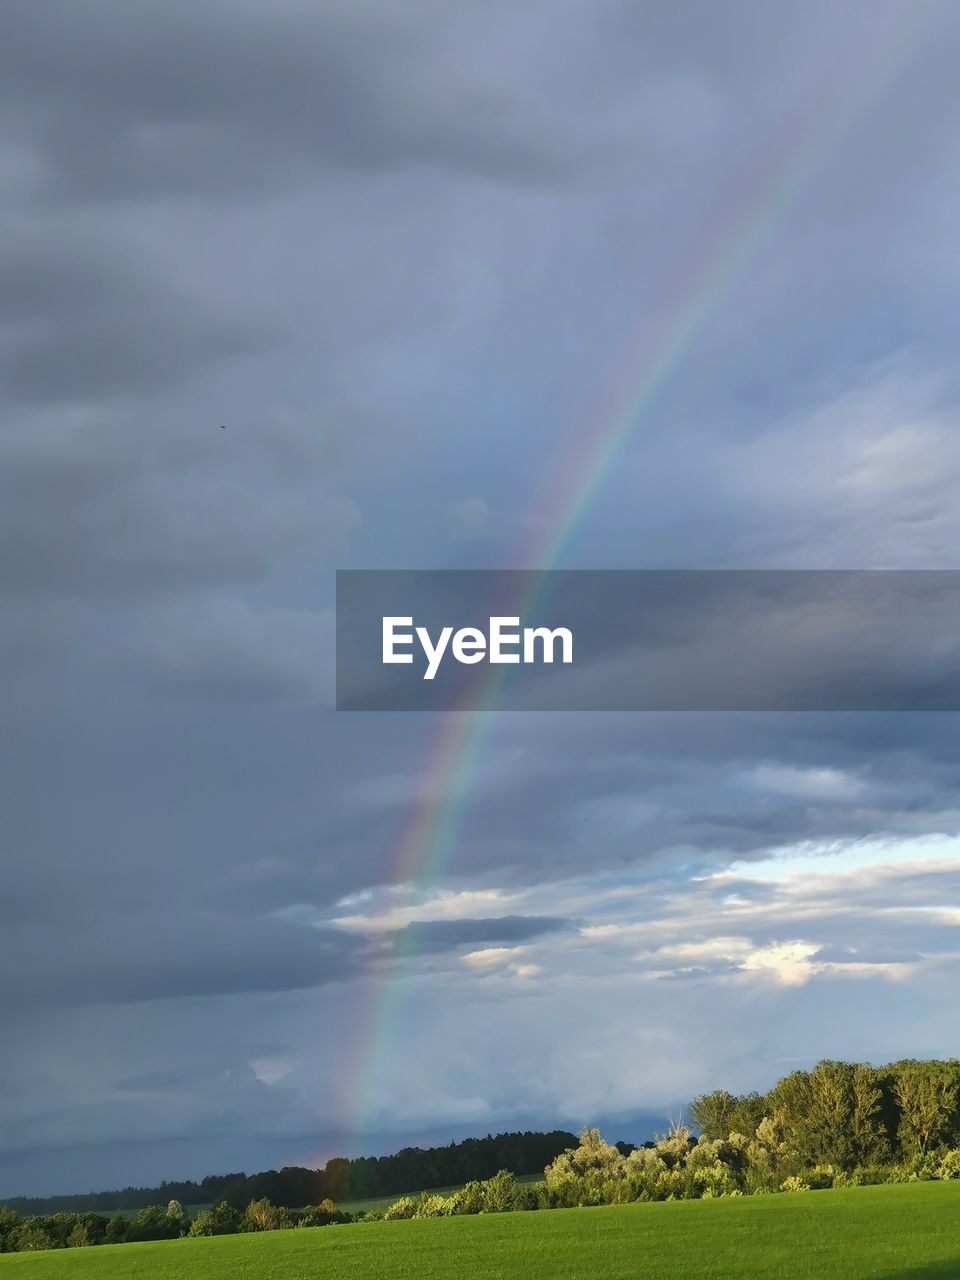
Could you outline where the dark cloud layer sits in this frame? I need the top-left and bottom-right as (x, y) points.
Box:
(0, 231), (266, 403)
(394, 915), (571, 953)
(0, 2), (569, 203)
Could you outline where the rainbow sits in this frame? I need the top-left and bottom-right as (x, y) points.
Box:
(334, 6), (935, 1145)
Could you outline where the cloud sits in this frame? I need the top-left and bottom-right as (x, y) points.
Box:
(0, 1), (574, 206)
(395, 915), (570, 954)
(738, 941), (822, 986)
(742, 764), (865, 800)
(462, 946), (528, 968)
(0, 229), (267, 404)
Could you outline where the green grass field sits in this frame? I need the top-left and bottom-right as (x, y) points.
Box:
(2, 1181), (958, 1279)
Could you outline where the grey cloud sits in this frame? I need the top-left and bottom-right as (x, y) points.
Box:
(392, 915), (571, 954)
(2, 914), (371, 1008)
(0, 231), (267, 402)
(0, 1), (571, 205)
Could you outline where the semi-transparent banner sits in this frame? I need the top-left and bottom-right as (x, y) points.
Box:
(336, 570), (960, 711)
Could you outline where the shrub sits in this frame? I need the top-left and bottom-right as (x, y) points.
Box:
(126, 1204), (183, 1242)
(296, 1200), (349, 1227)
(444, 1183), (476, 1215)
(189, 1202), (242, 1237)
(483, 1170), (522, 1213)
(412, 1194), (448, 1219)
(383, 1197), (417, 1221)
(12, 1224), (55, 1252)
(104, 1215), (128, 1244)
(780, 1176), (810, 1192)
(245, 1198), (280, 1231)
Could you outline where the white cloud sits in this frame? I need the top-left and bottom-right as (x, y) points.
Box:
(461, 946), (527, 968)
(332, 887), (525, 932)
(738, 940), (821, 986)
(250, 1056), (295, 1086)
(742, 764), (865, 799)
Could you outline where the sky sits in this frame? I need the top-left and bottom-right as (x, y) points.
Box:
(2, 0), (960, 1197)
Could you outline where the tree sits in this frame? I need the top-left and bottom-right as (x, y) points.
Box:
(188, 1201), (242, 1237)
(690, 1090), (740, 1140)
(0, 1207), (19, 1253)
(894, 1061), (960, 1157)
(11, 1221), (55, 1252)
(482, 1169), (521, 1213)
(165, 1200), (186, 1235)
(125, 1204), (182, 1242)
(244, 1198), (280, 1231)
(766, 1061), (887, 1171)
(545, 1129), (625, 1183)
(104, 1215), (128, 1244)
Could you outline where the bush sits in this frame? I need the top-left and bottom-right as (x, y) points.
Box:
(296, 1199), (349, 1227)
(188, 1202), (242, 1237)
(780, 1176), (810, 1193)
(11, 1224), (55, 1251)
(245, 1198), (281, 1231)
(412, 1194), (448, 1219)
(383, 1196), (417, 1221)
(483, 1170), (522, 1213)
(445, 1181), (487, 1215)
(104, 1215), (128, 1244)
(126, 1204), (183, 1242)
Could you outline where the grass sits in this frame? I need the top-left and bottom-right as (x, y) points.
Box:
(2, 1181), (959, 1279)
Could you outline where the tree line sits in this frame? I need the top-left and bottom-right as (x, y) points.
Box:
(689, 1058), (960, 1172)
(0, 1130), (577, 1217)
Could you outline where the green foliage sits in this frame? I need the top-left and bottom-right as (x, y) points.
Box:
(481, 1170), (522, 1213)
(189, 1201), (243, 1237)
(382, 1197), (417, 1221)
(11, 1223), (55, 1252)
(412, 1195), (448, 1219)
(104, 1215), (127, 1244)
(296, 1199), (348, 1227)
(892, 1059), (960, 1156)
(245, 1198), (281, 1231)
(445, 1181), (487, 1216)
(689, 1091), (739, 1141)
(125, 1203), (183, 1242)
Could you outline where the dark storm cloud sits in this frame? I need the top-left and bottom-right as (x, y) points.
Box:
(0, 909), (567, 1007)
(0, 230), (266, 402)
(0, 1), (568, 205)
(1, 913), (369, 1007)
(392, 915), (571, 953)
